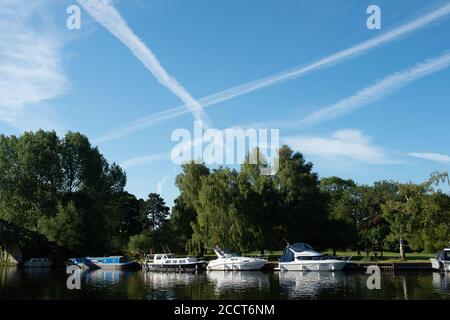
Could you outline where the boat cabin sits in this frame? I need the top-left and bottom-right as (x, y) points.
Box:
(436, 249), (450, 261)
(87, 256), (129, 264)
(280, 243), (323, 262)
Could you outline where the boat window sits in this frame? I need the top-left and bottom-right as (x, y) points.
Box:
(445, 252), (450, 261)
(296, 256), (322, 261)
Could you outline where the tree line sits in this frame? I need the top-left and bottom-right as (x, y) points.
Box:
(0, 131), (449, 261)
(169, 148), (450, 260)
(0, 130), (169, 258)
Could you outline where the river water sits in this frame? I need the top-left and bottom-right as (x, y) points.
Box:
(1, 266), (450, 300)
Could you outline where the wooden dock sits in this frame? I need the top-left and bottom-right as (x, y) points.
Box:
(345, 262), (432, 272)
(263, 261), (433, 272)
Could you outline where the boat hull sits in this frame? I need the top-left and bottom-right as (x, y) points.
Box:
(96, 261), (141, 270)
(144, 262), (205, 272)
(431, 258), (450, 271)
(23, 262), (52, 268)
(277, 260), (348, 272)
(207, 260), (267, 271)
(68, 263), (99, 271)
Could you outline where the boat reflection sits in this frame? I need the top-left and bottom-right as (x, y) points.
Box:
(142, 270), (204, 289)
(432, 271), (450, 291)
(207, 271), (269, 293)
(83, 269), (124, 287)
(278, 271), (347, 299)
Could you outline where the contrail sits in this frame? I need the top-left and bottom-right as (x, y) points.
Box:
(120, 152), (170, 169)
(120, 51), (450, 169)
(295, 51), (450, 127)
(409, 152), (450, 164)
(94, 1), (450, 144)
(77, 0), (210, 125)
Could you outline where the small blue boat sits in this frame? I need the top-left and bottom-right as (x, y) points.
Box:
(68, 256), (140, 270)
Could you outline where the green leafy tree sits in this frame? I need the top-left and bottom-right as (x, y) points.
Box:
(172, 162), (210, 253)
(127, 233), (153, 258)
(0, 130), (130, 257)
(275, 146), (328, 248)
(320, 177), (358, 255)
(383, 172), (449, 260)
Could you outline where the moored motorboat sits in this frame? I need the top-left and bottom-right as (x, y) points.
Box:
(276, 243), (350, 271)
(143, 253), (206, 272)
(206, 247), (267, 271)
(67, 258), (100, 270)
(68, 256), (140, 270)
(431, 248), (450, 271)
(23, 258), (52, 268)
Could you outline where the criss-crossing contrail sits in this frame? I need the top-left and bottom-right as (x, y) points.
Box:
(119, 51), (450, 169)
(77, 0), (210, 126)
(94, 2), (450, 144)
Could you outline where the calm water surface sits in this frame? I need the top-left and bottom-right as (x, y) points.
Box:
(1, 266), (450, 300)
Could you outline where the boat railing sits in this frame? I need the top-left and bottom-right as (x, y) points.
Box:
(248, 254), (269, 260)
(321, 256), (352, 261)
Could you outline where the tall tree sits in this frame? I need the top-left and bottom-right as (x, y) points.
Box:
(275, 145), (328, 248)
(141, 193), (170, 232)
(320, 177), (358, 255)
(171, 162), (210, 253)
(190, 168), (244, 254)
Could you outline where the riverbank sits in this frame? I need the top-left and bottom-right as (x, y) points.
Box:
(260, 261), (433, 271)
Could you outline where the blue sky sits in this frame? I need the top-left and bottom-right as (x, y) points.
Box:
(1, 0), (450, 206)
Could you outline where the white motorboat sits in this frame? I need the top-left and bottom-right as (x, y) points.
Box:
(23, 258), (52, 268)
(143, 253), (206, 271)
(431, 248), (450, 271)
(206, 247), (267, 271)
(276, 243), (350, 271)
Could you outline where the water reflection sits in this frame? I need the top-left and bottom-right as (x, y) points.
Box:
(207, 271), (270, 292)
(143, 271), (203, 289)
(432, 271), (450, 292)
(1, 266), (450, 300)
(278, 271), (346, 299)
(84, 269), (123, 287)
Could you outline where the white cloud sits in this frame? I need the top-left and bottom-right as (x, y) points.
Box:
(409, 152), (450, 164)
(94, 2), (450, 143)
(283, 129), (391, 165)
(0, 0), (69, 130)
(77, 0), (210, 126)
(296, 51), (450, 127)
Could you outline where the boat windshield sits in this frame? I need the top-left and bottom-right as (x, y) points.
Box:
(215, 248), (238, 258)
(438, 250), (450, 261)
(280, 243), (315, 262)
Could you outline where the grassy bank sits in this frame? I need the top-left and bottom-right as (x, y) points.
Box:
(141, 250), (435, 264)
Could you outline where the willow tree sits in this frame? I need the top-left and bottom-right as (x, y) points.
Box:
(237, 149), (279, 253)
(171, 162), (210, 253)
